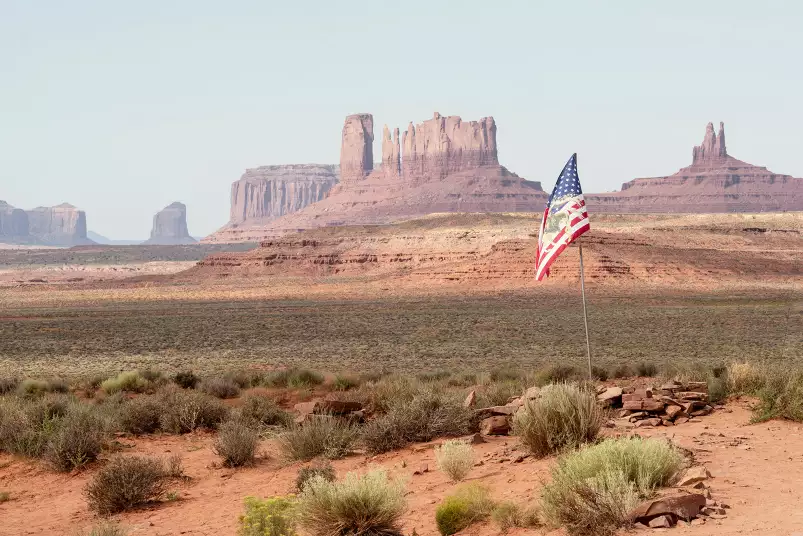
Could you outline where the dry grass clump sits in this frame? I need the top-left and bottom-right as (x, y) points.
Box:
(101, 371), (149, 394)
(0, 377), (20, 395)
(476, 380), (522, 408)
(118, 395), (163, 435)
(156, 386), (229, 433)
(435, 483), (494, 536)
(332, 374), (361, 392)
(513, 383), (603, 457)
(172, 370), (200, 389)
(199, 377), (241, 399)
(238, 496), (298, 536)
(77, 522), (128, 536)
(17, 378), (69, 397)
(215, 420), (259, 467)
(533, 365), (584, 386)
(236, 392), (292, 428)
(541, 437), (684, 536)
(727, 361), (766, 395)
(491, 502), (541, 531)
(265, 368), (324, 389)
(296, 462), (336, 492)
(753, 369), (803, 423)
(85, 455), (169, 514)
(361, 389), (472, 454)
(297, 468), (406, 536)
(277, 416), (356, 461)
(434, 440), (474, 482)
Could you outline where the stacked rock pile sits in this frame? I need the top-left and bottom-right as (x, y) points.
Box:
(598, 380), (714, 427)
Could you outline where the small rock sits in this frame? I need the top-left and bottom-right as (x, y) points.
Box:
(413, 464), (429, 475)
(691, 518), (706, 526)
(513, 454), (529, 463)
(635, 418), (662, 427)
(466, 433), (485, 445)
(480, 416), (511, 436)
(703, 507), (726, 516)
(524, 386), (540, 400)
(674, 417), (690, 425)
(648, 515), (674, 528)
(676, 466), (711, 487)
(463, 390), (476, 408)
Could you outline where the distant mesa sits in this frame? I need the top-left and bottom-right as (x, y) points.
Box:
(0, 200), (31, 242)
(205, 112), (546, 242)
(1, 201), (93, 246)
(143, 202), (197, 245)
(586, 122), (803, 213)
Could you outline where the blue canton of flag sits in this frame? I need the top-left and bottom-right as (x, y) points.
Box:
(535, 153), (590, 281)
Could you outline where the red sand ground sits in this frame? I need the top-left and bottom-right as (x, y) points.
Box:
(1, 400), (802, 536)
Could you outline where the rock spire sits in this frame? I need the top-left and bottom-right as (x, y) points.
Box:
(340, 114), (374, 184)
(692, 121), (727, 164)
(144, 202), (196, 245)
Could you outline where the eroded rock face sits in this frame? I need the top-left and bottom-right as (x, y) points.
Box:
(144, 202), (196, 245)
(340, 114), (374, 185)
(382, 125), (401, 180)
(26, 203), (92, 246)
(0, 201), (29, 241)
(587, 122), (803, 213)
(228, 165), (339, 226)
(400, 113), (498, 185)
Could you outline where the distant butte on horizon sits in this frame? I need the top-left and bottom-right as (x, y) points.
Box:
(204, 115), (803, 243)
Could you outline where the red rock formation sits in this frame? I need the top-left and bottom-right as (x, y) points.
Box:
(143, 202), (196, 245)
(0, 201), (30, 242)
(227, 165), (339, 226)
(587, 122), (803, 213)
(382, 125), (401, 180)
(340, 114), (374, 185)
(400, 113), (498, 185)
(26, 203), (92, 246)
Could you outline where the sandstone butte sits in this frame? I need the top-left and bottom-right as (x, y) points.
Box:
(204, 116), (803, 243)
(205, 112), (547, 242)
(142, 201), (197, 245)
(0, 202), (93, 246)
(586, 122), (803, 213)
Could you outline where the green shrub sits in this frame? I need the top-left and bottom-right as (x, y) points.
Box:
(491, 502), (540, 531)
(200, 377), (242, 399)
(435, 483), (494, 536)
(513, 383), (603, 457)
(227, 370), (266, 389)
(0, 396), (61, 457)
(591, 366), (608, 382)
(707, 375), (728, 404)
(445, 372), (477, 388)
(266, 368), (324, 389)
(101, 372), (148, 394)
(533, 364), (583, 386)
(361, 390), (472, 454)
(297, 468), (406, 536)
(118, 396), (163, 435)
(753, 370), (803, 423)
(355, 375), (422, 414)
(85, 455), (168, 514)
(277, 416), (356, 461)
(237, 392), (291, 428)
(476, 380), (522, 408)
(727, 361), (766, 395)
(45, 405), (106, 471)
(489, 367), (525, 383)
(416, 370), (451, 383)
(434, 440), (473, 482)
(296, 462), (336, 492)
(238, 496), (297, 536)
(17, 379), (52, 397)
(610, 364), (632, 379)
(157, 386), (229, 433)
(138, 368), (165, 385)
(215, 420), (259, 467)
(0, 377), (19, 395)
(541, 437), (684, 536)
(173, 370), (200, 389)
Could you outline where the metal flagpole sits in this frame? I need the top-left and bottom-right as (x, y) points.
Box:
(578, 243), (592, 379)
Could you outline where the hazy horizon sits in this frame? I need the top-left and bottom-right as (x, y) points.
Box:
(2, 1), (802, 239)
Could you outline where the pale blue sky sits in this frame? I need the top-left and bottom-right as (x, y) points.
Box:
(1, 1), (801, 238)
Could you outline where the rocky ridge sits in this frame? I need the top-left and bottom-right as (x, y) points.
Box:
(25, 203), (92, 246)
(143, 202), (196, 245)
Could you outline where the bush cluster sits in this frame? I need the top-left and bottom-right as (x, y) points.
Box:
(435, 483), (494, 536)
(434, 440), (474, 482)
(295, 462), (336, 493)
(278, 416), (356, 461)
(85, 455), (169, 515)
(215, 420), (259, 467)
(238, 496), (297, 536)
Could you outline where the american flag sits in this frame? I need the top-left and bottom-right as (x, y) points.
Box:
(535, 153), (590, 281)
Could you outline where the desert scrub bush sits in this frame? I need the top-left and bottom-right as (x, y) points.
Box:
(45, 404), (106, 471)
(513, 383), (603, 457)
(227, 370), (266, 389)
(361, 390), (472, 454)
(752, 369), (803, 423)
(157, 386), (229, 433)
(489, 366), (525, 383)
(416, 370), (451, 383)
(435, 483), (494, 536)
(352, 375), (422, 414)
(278, 416), (356, 461)
(332, 374), (360, 391)
(491, 502), (541, 531)
(635, 362), (657, 377)
(172, 370), (200, 389)
(237, 392), (291, 428)
(118, 395), (163, 435)
(266, 368), (324, 389)
(0, 377), (20, 395)
(476, 380), (522, 407)
(238, 496), (297, 536)
(434, 440), (474, 482)
(17, 378), (60, 397)
(610, 364), (632, 379)
(101, 371), (148, 395)
(727, 361), (766, 395)
(215, 420), (259, 467)
(77, 522), (128, 536)
(0, 396), (63, 457)
(591, 366), (608, 382)
(296, 462), (336, 492)
(541, 437), (684, 536)
(533, 364), (583, 386)
(297, 468), (406, 536)
(85, 455), (168, 515)
(445, 372), (477, 388)
(200, 377), (241, 399)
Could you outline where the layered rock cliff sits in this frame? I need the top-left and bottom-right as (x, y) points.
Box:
(26, 203), (92, 246)
(228, 165), (340, 226)
(340, 114), (374, 185)
(0, 201), (30, 242)
(143, 202), (196, 245)
(586, 122), (803, 213)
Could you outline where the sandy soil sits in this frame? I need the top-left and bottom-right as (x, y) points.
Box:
(1, 400), (801, 536)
